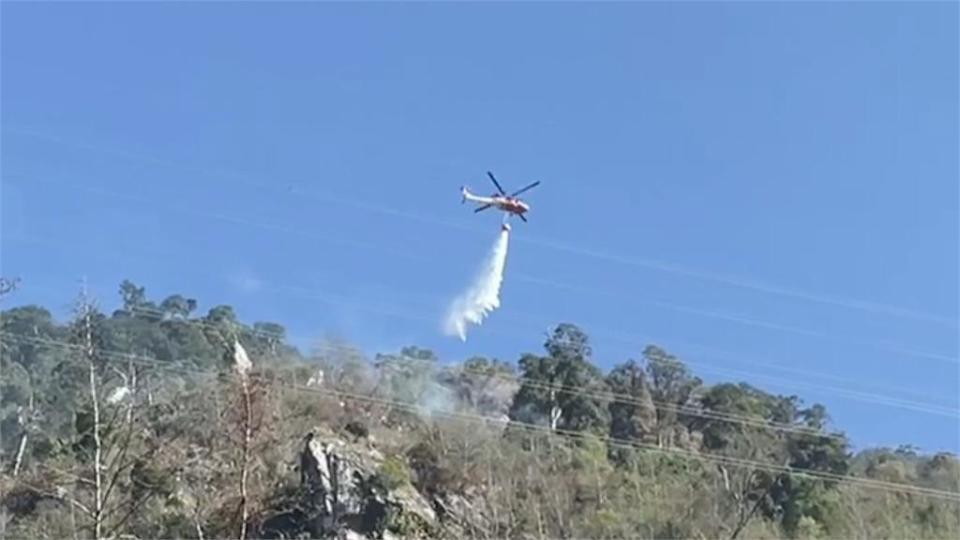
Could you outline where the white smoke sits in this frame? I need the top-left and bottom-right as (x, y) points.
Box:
(444, 227), (511, 341)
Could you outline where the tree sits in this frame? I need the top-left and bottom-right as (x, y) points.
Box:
(116, 280), (163, 321)
(252, 322), (285, 342)
(694, 383), (795, 451)
(606, 360), (657, 463)
(119, 280), (147, 312)
(5, 291), (186, 540)
(205, 305), (239, 327)
(372, 346), (439, 424)
(642, 345), (701, 448)
(1, 306), (71, 480)
(437, 356), (516, 416)
(693, 383), (851, 538)
(2, 283), (957, 540)
(229, 340), (256, 540)
(158, 314), (221, 371)
(159, 295), (197, 320)
(0, 306), (65, 371)
(250, 321), (291, 361)
(374, 346), (437, 403)
(694, 383), (791, 537)
(774, 408), (850, 536)
(509, 324), (609, 435)
(1, 306), (82, 480)
(308, 339), (373, 394)
(918, 453), (960, 491)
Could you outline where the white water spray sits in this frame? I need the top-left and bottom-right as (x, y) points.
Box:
(444, 227), (511, 341)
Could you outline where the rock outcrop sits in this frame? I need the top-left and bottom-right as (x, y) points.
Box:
(259, 428), (440, 540)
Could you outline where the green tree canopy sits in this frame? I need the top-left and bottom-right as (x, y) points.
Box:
(509, 324), (609, 434)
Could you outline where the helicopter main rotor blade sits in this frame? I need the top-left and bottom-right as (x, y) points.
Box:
(474, 204), (493, 213)
(510, 181), (540, 197)
(518, 213), (528, 222)
(487, 171), (507, 195)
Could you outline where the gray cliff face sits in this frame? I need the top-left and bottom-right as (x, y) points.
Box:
(259, 428), (442, 540)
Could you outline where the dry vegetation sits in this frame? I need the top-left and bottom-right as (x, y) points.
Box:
(1, 280), (957, 539)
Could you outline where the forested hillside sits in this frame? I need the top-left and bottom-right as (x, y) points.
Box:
(1, 279), (957, 539)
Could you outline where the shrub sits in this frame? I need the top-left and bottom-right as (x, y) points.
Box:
(377, 456), (411, 491)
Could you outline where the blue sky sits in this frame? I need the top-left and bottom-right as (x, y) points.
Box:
(2, 2), (957, 452)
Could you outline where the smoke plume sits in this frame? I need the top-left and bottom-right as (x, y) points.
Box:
(444, 227), (511, 341)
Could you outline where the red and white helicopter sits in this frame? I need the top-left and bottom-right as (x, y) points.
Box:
(461, 171), (540, 228)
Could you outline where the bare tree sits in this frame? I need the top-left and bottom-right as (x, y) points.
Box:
(1, 277), (22, 478)
(209, 336), (273, 540)
(75, 293), (105, 540)
(236, 340), (254, 540)
(19, 291), (179, 540)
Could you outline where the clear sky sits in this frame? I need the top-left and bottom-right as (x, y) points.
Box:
(2, 2), (957, 452)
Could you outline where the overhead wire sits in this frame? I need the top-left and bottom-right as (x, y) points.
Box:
(515, 273), (959, 364)
(9, 169), (960, 384)
(2, 332), (958, 503)
(110, 303), (960, 417)
(8, 171), (958, 369)
(303, 387), (960, 502)
(135, 306), (960, 418)
(2, 330), (953, 459)
(3, 137), (958, 450)
(5, 126), (958, 330)
(114, 305), (960, 416)
(0, 332), (860, 443)
(5, 233), (957, 414)
(6, 224), (956, 415)
(10, 170), (960, 395)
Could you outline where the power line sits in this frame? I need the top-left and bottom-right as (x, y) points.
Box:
(2, 331), (953, 461)
(303, 386), (960, 503)
(75, 295), (960, 417)
(122, 295), (960, 417)
(514, 273), (959, 364)
(4, 332), (957, 503)
(0, 332), (852, 439)
(8, 222), (959, 411)
(9, 174), (957, 367)
(5, 181), (957, 415)
(107, 307), (960, 418)
(2, 245), (955, 415)
(6, 127), (957, 330)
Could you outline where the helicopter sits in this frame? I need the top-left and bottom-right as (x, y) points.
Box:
(461, 171), (540, 224)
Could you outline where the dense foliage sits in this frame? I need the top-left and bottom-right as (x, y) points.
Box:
(1, 280), (957, 539)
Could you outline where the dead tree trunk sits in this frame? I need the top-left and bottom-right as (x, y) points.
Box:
(12, 432), (28, 477)
(238, 376), (252, 540)
(82, 303), (104, 540)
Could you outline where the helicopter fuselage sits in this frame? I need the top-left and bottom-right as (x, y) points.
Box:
(461, 187), (530, 215)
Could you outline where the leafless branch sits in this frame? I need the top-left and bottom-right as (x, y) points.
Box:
(77, 298), (105, 540)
